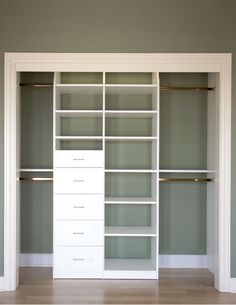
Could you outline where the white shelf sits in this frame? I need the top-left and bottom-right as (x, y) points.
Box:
(105, 197), (156, 204)
(105, 136), (157, 141)
(105, 259), (156, 271)
(105, 169), (157, 173)
(105, 226), (156, 236)
(56, 110), (103, 117)
(56, 136), (103, 140)
(159, 169), (215, 173)
(56, 84), (103, 94)
(105, 111), (157, 118)
(20, 168), (53, 172)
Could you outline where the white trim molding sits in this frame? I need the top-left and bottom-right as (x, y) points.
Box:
(0, 276), (4, 291)
(20, 254), (53, 267)
(20, 254), (207, 269)
(228, 278), (236, 293)
(4, 53), (232, 291)
(159, 255), (207, 268)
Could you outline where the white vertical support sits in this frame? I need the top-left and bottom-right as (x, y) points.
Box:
(207, 73), (219, 276)
(154, 72), (160, 278)
(15, 72), (21, 287)
(216, 55), (232, 291)
(4, 53), (18, 291)
(102, 71), (106, 277)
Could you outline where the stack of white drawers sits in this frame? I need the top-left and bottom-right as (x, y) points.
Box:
(53, 150), (104, 278)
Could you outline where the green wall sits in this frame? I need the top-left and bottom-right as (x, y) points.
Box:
(0, 0), (236, 277)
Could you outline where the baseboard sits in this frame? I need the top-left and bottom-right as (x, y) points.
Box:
(0, 276), (4, 291)
(20, 254), (53, 267)
(20, 254), (206, 268)
(228, 278), (236, 292)
(159, 255), (207, 268)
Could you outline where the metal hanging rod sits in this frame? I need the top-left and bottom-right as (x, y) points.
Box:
(160, 86), (215, 91)
(159, 178), (213, 182)
(19, 83), (215, 91)
(19, 177), (213, 182)
(19, 177), (53, 181)
(20, 83), (53, 87)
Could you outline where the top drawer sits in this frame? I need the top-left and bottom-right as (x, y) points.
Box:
(54, 151), (103, 168)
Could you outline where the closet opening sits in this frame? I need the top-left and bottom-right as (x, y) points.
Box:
(18, 71), (218, 283)
(4, 53), (231, 292)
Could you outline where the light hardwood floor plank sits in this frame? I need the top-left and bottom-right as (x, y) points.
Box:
(0, 268), (236, 304)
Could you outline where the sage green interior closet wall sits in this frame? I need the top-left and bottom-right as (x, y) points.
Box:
(20, 73), (53, 253)
(1, 0), (236, 276)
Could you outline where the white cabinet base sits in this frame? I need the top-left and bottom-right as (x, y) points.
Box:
(53, 246), (103, 278)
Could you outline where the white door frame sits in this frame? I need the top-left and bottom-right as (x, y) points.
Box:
(3, 53), (232, 291)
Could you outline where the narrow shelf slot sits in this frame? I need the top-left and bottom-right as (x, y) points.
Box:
(105, 259), (156, 271)
(105, 111), (157, 118)
(105, 226), (156, 236)
(20, 169), (53, 172)
(105, 197), (156, 204)
(105, 137), (157, 141)
(56, 110), (103, 117)
(56, 136), (103, 140)
(56, 84), (103, 94)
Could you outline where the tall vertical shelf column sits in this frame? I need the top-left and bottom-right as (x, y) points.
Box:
(53, 72), (104, 278)
(104, 73), (159, 279)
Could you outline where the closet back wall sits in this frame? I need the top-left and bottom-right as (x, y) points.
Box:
(0, 0), (236, 276)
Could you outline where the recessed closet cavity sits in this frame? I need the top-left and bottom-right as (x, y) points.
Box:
(19, 71), (218, 280)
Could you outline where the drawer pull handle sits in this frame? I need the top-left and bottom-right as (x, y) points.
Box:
(73, 179), (85, 183)
(73, 206), (85, 209)
(73, 232), (84, 235)
(73, 258), (85, 261)
(73, 158), (85, 161)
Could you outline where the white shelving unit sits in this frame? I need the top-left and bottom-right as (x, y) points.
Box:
(52, 71), (159, 279)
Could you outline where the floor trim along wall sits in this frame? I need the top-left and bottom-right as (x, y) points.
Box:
(159, 255), (207, 268)
(0, 277), (4, 291)
(228, 278), (236, 292)
(20, 254), (207, 268)
(20, 254), (53, 267)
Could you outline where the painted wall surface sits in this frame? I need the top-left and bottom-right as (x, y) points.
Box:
(0, 0), (236, 276)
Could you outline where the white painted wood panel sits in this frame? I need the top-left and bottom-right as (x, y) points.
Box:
(54, 220), (103, 246)
(54, 150), (103, 168)
(54, 194), (103, 220)
(53, 246), (103, 278)
(54, 168), (104, 193)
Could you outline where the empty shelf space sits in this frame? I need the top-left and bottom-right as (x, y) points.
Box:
(105, 259), (156, 271)
(105, 197), (157, 204)
(55, 110), (103, 117)
(56, 136), (103, 140)
(159, 169), (215, 173)
(105, 137), (157, 141)
(20, 168), (53, 172)
(105, 226), (156, 236)
(105, 85), (158, 95)
(56, 84), (103, 94)
(105, 111), (157, 118)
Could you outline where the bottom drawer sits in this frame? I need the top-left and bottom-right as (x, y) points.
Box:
(53, 246), (103, 278)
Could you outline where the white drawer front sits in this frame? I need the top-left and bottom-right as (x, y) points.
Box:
(54, 150), (103, 168)
(53, 246), (103, 278)
(54, 220), (103, 246)
(54, 168), (104, 193)
(54, 194), (103, 220)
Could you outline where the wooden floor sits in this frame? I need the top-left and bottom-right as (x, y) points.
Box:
(0, 268), (236, 304)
